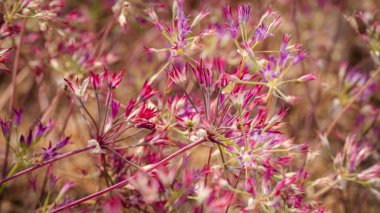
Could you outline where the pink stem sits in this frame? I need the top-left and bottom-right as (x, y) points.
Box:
(51, 140), (204, 212)
(0, 146), (94, 185)
(9, 19), (27, 113)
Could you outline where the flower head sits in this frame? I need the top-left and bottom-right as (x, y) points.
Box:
(64, 77), (89, 97)
(0, 118), (11, 138)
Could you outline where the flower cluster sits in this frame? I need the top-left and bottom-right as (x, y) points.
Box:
(0, 0), (379, 212)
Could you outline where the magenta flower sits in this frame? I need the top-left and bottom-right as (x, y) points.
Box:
(0, 118), (11, 138)
(89, 71), (101, 90)
(138, 81), (158, 102)
(125, 99), (137, 117)
(168, 63), (187, 86)
(237, 3), (251, 26)
(109, 69), (125, 89)
(111, 99), (121, 119)
(298, 74), (317, 82)
(13, 108), (23, 126)
(64, 77), (89, 97)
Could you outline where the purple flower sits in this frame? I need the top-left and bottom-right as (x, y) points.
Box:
(42, 137), (70, 160)
(0, 118), (11, 138)
(237, 3), (251, 25)
(35, 121), (48, 138)
(280, 34), (291, 52)
(55, 136), (71, 150)
(292, 50), (307, 65)
(20, 129), (33, 148)
(253, 23), (273, 42)
(43, 142), (57, 160)
(224, 6), (239, 38)
(13, 108), (23, 126)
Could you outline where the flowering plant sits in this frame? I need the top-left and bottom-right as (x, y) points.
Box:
(0, 0), (379, 212)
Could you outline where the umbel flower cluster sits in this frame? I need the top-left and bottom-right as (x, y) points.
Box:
(0, 0), (379, 212)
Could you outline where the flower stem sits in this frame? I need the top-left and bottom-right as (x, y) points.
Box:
(225, 167), (244, 213)
(310, 179), (339, 199)
(0, 146), (94, 185)
(9, 19), (27, 113)
(50, 139), (205, 212)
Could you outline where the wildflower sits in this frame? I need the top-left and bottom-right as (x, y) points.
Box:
(190, 60), (213, 89)
(280, 34), (291, 52)
(109, 69), (125, 89)
(55, 136), (71, 150)
(138, 81), (158, 102)
(292, 50), (307, 65)
(298, 74), (317, 82)
(334, 135), (372, 174)
(224, 6), (238, 38)
(64, 77), (90, 97)
(191, 9), (209, 28)
(13, 108), (24, 126)
(177, 113), (200, 132)
(237, 3), (251, 26)
(125, 99), (137, 118)
(357, 164), (380, 180)
(253, 23), (273, 42)
(132, 103), (159, 130)
(20, 130), (33, 148)
(56, 181), (75, 203)
(89, 71), (101, 90)
(168, 64), (187, 86)
(42, 137), (70, 160)
(111, 99), (120, 119)
(238, 148), (255, 168)
(134, 103), (159, 120)
(34, 121), (48, 138)
(0, 118), (11, 138)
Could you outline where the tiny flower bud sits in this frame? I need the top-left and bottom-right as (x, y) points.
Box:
(111, 99), (120, 119)
(298, 74), (317, 82)
(0, 118), (11, 138)
(13, 108), (23, 126)
(285, 96), (300, 105)
(125, 99), (136, 117)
